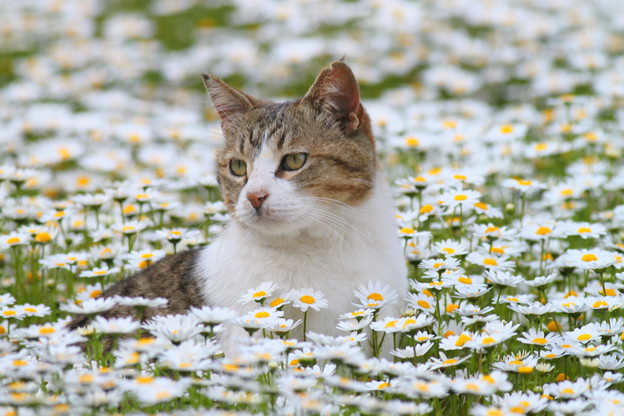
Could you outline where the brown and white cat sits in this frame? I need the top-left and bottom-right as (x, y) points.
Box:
(71, 61), (408, 351)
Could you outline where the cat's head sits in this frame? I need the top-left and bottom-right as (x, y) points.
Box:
(203, 61), (377, 237)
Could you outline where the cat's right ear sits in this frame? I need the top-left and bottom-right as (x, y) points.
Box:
(202, 74), (257, 122)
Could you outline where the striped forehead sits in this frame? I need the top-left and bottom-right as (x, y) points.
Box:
(236, 103), (293, 157)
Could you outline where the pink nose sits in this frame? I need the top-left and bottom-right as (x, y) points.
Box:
(247, 191), (269, 210)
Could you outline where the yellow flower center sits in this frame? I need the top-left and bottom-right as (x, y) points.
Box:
(255, 311), (270, 318)
(252, 291), (267, 298)
(483, 258), (498, 266)
(500, 125), (514, 133)
(454, 194), (467, 201)
(474, 202), (488, 210)
(400, 227), (415, 234)
(458, 276), (472, 284)
(582, 254), (597, 262)
(35, 232), (52, 243)
(536, 226), (551, 235)
(404, 137), (419, 147)
(577, 227), (591, 234)
(417, 300), (431, 309)
(455, 334), (472, 346)
(39, 327), (55, 334)
(6, 237), (20, 245)
(300, 295), (315, 304)
(532, 337), (547, 345)
(136, 376), (154, 384)
(368, 293), (384, 301)
(79, 374), (94, 383)
(420, 204), (433, 214)
(577, 334), (592, 341)
(270, 298), (284, 307)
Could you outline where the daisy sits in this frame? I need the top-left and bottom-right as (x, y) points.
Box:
(517, 328), (562, 347)
(483, 270), (525, 286)
(0, 233), (31, 248)
(353, 281), (399, 309)
(398, 315), (435, 332)
(428, 352), (472, 370)
(158, 339), (218, 371)
(419, 257), (462, 278)
(439, 188), (482, 210)
(20, 304), (51, 318)
(239, 281), (279, 305)
(465, 252), (515, 271)
(524, 273), (558, 287)
(542, 379), (590, 399)
(520, 218), (564, 241)
(557, 248), (616, 270)
(142, 314), (204, 343)
(289, 288), (329, 312)
(189, 305), (237, 326)
(406, 293), (435, 314)
(0, 306), (27, 320)
(91, 316), (140, 335)
(472, 201), (503, 218)
(270, 318), (302, 336)
(111, 220), (148, 236)
(339, 308), (375, 321)
(560, 221), (607, 239)
(60, 297), (117, 315)
(432, 239), (469, 257)
(80, 265), (120, 278)
(501, 177), (546, 194)
(370, 317), (402, 334)
(0, 293), (16, 308)
(565, 322), (604, 343)
(391, 342), (435, 359)
(114, 296), (169, 309)
(246, 307), (284, 322)
(336, 315), (374, 332)
(470, 223), (517, 241)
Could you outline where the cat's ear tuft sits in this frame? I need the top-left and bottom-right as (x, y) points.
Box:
(202, 73), (257, 122)
(304, 61), (364, 133)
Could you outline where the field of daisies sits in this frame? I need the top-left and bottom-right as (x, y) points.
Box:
(2, 0), (624, 414)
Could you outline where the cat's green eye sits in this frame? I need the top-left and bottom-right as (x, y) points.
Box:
(229, 159), (247, 176)
(282, 153), (307, 171)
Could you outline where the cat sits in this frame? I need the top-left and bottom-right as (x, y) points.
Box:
(70, 61), (408, 353)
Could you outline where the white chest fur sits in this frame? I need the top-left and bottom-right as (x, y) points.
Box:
(195, 176), (408, 344)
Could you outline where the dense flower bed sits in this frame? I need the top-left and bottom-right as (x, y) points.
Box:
(1, 0), (624, 414)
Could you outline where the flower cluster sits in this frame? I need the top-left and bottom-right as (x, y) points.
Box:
(1, 0), (624, 414)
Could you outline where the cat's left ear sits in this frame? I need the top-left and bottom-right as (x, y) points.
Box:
(304, 61), (364, 133)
